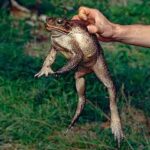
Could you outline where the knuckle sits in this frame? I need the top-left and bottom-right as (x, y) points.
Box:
(79, 6), (87, 13)
(93, 9), (98, 13)
(79, 6), (84, 11)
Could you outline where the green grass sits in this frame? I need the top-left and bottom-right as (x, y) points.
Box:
(0, 1), (150, 149)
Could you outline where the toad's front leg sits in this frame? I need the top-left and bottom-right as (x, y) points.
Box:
(35, 48), (56, 77)
(54, 40), (83, 75)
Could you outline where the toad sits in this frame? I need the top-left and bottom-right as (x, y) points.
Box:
(35, 17), (124, 145)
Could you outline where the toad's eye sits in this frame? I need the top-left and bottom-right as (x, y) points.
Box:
(56, 18), (63, 24)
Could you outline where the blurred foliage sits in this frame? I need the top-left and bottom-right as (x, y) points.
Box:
(16, 0), (150, 24)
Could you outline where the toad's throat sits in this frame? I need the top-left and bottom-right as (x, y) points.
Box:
(46, 24), (69, 34)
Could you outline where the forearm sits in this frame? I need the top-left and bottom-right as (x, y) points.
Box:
(42, 48), (56, 68)
(34, 48), (56, 77)
(113, 24), (150, 47)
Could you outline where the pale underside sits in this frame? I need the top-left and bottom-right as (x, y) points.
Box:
(35, 26), (124, 146)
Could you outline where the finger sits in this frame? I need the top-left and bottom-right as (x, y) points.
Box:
(45, 72), (49, 77)
(37, 73), (42, 78)
(78, 6), (91, 20)
(38, 72), (43, 78)
(34, 73), (39, 77)
(72, 15), (80, 20)
(87, 25), (98, 33)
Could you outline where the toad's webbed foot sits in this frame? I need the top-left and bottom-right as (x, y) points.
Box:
(68, 97), (86, 130)
(111, 119), (124, 147)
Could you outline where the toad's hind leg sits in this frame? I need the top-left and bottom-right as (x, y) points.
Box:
(67, 67), (92, 130)
(92, 55), (123, 145)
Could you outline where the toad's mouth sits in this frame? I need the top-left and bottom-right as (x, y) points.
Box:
(46, 23), (69, 34)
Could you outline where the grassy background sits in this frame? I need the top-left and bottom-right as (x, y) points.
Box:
(0, 0), (150, 149)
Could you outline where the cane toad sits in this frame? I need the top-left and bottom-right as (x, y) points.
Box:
(35, 17), (124, 145)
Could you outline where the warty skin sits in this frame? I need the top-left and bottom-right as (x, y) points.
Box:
(35, 17), (124, 146)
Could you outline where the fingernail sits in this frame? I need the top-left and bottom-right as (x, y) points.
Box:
(80, 14), (87, 20)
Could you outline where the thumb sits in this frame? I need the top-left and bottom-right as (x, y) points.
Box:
(87, 25), (98, 33)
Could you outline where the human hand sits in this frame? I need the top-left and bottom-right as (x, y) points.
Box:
(72, 7), (117, 42)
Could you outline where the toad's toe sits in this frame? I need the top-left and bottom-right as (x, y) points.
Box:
(111, 120), (124, 147)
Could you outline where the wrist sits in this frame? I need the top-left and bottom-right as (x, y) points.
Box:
(111, 23), (125, 42)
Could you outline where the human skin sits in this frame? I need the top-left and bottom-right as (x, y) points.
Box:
(73, 6), (150, 48)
